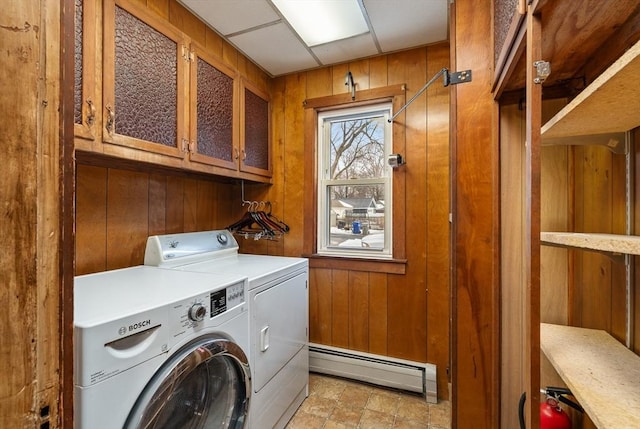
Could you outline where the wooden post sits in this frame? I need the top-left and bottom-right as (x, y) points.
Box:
(450, 0), (500, 427)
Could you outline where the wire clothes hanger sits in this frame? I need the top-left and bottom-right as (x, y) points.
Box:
(225, 181), (290, 240)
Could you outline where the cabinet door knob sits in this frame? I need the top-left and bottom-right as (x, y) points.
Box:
(234, 147), (240, 160)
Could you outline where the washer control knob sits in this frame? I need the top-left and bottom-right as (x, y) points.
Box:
(217, 233), (228, 245)
(188, 303), (207, 322)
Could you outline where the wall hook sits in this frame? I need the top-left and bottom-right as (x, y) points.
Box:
(345, 71), (356, 100)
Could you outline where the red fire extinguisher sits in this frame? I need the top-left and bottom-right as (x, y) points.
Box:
(519, 387), (583, 429)
(540, 396), (571, 429)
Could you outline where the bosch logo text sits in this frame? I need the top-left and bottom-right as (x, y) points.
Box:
(129, 320), (151, 331)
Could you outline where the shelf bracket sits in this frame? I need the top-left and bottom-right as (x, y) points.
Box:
(388, 68), (472, 123)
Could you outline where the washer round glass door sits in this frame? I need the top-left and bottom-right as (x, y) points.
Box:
(124, 334), (251, 429)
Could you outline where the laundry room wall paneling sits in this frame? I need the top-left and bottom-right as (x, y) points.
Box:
(75, 164), (236, 275)
(257, 42), (451, 398)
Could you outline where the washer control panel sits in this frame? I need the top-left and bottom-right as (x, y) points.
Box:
(170, 281), (246, 338)
(211, 282), (245, 317)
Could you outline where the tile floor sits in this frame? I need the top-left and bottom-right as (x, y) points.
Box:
(285, 373), (451, 429)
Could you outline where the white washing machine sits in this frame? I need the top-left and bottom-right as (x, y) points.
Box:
(74, 266), (251, 429)
(144, 230), (309, 429)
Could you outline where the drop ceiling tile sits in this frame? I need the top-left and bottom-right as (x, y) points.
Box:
(311, 33), (379, 66)
(364, 0), (448, 52)
(179, 0), (279, 36)
(229, 22), (319, 76)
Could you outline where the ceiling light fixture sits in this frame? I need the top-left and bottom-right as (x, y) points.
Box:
(271, 0), (369, 47)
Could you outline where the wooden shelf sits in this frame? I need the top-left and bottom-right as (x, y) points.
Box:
(540, 323), (640, 429)
(540, 232), (640, 256)
(541, 39), (640, 140)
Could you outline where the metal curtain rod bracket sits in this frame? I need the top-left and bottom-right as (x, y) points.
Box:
(388, 68), (472, 123)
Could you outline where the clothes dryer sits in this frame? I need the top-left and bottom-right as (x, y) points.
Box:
(145, 230), (309, 429)
(74, 266), (251, 429)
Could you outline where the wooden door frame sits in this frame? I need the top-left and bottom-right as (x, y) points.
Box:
(524, 8), (542, 428)
(61, 0), (76, 426)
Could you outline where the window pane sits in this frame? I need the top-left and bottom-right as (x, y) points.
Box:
(327, 184), (385, 251)
(329, 116), (386, 180)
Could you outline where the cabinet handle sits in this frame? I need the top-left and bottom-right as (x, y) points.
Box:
(234, 148), (240, 160)
(105, 104), (115, 134)
(241, 149), (247, 162)
(85, 98), (95, 127)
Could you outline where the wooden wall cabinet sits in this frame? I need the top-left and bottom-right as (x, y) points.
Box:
(75, 0), (272, 183)
(538, 40), (640, 429)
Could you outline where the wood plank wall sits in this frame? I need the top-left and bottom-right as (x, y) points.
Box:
(572, 145), (628, 341)
(257, 43), (451, 398)
(74, 0), (451, 402)
(76, 165), (237, 274)
(0, 1), (62, 427)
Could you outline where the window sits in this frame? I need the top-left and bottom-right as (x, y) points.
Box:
(317, 103), (393, 258)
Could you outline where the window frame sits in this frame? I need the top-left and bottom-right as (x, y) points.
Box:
(302, 84), (407, 274)
(316, 103), (393, 258)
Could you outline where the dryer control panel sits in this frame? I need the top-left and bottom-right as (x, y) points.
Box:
(144, 230), (239, 267)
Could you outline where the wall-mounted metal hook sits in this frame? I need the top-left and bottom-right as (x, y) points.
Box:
(345, 71), (356, 100)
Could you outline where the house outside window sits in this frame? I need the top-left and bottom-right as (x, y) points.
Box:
(317, 103), (392, 258)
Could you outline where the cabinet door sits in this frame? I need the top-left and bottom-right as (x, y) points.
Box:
(102, 0), (188, 160)
(188, 44), (239, 171)
(74, 0), (98, 142)
(240, 80), (272, 177)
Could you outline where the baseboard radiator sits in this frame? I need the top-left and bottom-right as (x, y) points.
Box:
(308, 343), (437, 403)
